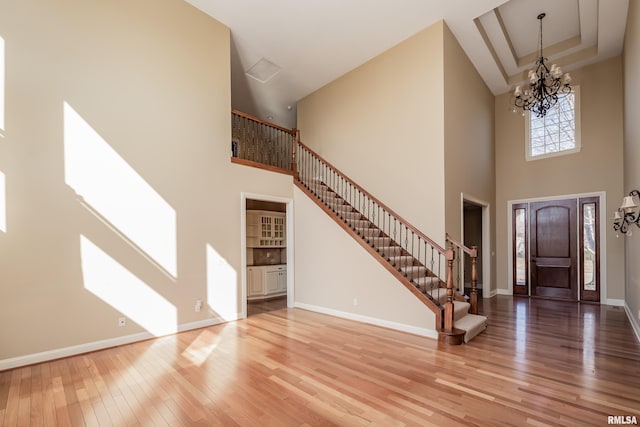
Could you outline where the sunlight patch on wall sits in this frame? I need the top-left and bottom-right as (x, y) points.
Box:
(64, 102), (176, 277)
(206, 244), (238, 321)
(0, 170), (5, 232)
(0, 36), (4, 134)
(81, 235), (177, 336)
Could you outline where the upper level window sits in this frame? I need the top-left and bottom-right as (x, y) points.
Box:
(525, 87), (581, 161)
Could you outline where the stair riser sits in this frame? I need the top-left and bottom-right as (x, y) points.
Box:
(378, 246), (403, 257)
(356, 229), (381, 238)
(369, 237), (392, 247)
(346, 219), (372, 228)
(387, 256), (414, 266)
(401, 266), (427, 277)
(326, 202), (353, 212)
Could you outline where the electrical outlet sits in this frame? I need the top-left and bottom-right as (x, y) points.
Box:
(118, 317), (126, 327)
(353, 298), (358, 306)
(195, 299), (202, 312)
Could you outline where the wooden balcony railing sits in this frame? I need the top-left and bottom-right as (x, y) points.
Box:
(231, 110), (295, 174)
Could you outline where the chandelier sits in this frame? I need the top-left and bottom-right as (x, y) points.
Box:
(513, 13), (572, 118)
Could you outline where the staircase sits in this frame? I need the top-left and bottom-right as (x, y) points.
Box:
(301, 175), (487, 343)
(231, 110), (488, 343)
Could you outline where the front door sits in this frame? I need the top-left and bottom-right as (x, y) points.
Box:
(530, 199), (578, 300)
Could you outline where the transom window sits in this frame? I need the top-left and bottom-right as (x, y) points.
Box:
(525, 87), (581, 161)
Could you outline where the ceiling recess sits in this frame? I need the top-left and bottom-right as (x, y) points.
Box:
(245, 58), (282, 84)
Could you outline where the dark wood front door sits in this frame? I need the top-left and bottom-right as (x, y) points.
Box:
(530, 199), (577, 300)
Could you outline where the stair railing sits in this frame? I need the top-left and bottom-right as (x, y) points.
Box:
(445, 234), (479, 315)
(294, 140), (458, 325)
(229, 110), (474, 331)
(231, 110), (295, 172)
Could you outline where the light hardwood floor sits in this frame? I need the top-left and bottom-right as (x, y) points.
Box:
(1, 296), (639, 426)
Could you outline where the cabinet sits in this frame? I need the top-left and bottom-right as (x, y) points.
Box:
(247, 210), (285, 247)
(247, 264), (287, 300)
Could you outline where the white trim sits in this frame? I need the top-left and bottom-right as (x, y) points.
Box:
(0, 317), (230, 371)
(506, 191), (607, 301)
(240, 192), (295, 320)
(525, 87), (582, 162)
(505, 202), (514, 295)
(624, 302), (640, 343)
(294, 302), (438, 340)
(606, 299), (625, 307)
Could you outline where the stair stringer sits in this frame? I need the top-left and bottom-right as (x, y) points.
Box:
(294, 180), (443, 332)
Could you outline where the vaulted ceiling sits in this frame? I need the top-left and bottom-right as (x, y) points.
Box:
(186, 0), (629, 128)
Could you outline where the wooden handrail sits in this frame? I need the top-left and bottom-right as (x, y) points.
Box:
(445, 233), (477, 257)
(297, 140), (447, 255)
(232, 109), (296, 135)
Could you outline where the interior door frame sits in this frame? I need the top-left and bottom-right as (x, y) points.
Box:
(240, 192), (294, 318)
(460, 193), (492, 298)
(506, 191), (607, 302)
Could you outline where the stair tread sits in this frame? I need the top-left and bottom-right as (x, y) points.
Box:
(454, 313), (487, 343)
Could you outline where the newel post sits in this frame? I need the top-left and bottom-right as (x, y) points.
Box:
(470, 245), (478, 315)
(444, 246), (455, 331)
(292, 129), (299, 180)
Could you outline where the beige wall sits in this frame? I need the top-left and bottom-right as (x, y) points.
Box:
(0, 0), (293, 363)
(443, 23), (496, 294)
(293, 187), (436, 334)
(623, 0), (640, 333)
(495, 56), (625, 301)
(297, 21), (446, 245)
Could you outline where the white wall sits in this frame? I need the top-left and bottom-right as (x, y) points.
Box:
(0, 0), (293, 365)
(293, 187), (436, 336)
(623, 0), (640, 336)
(297, 21), (446, 246)
(495, 57), (625, 300)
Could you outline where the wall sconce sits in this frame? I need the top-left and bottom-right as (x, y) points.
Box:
(613, 190), (640, 236)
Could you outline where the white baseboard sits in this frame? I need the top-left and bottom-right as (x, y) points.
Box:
(294, 302), (438, 340)
(624, 303), (640, 344)
(0, 316), (233, 371)
(605, 299), (625, 307)
(496, 289), (512, 296)
(484, 289), (499, 298)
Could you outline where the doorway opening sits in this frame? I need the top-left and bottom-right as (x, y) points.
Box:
(462, 195), (491, 298)
(241, 193), (293, 318)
